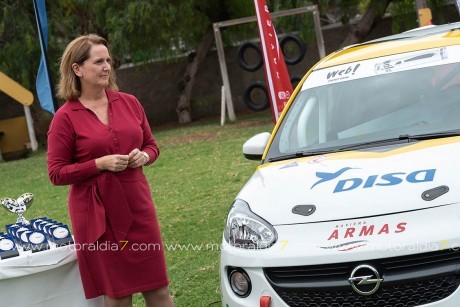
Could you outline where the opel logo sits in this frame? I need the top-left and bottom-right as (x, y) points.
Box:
(348, 264), (383, 296)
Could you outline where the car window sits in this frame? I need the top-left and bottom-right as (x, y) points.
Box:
(266, 45), (460, 161)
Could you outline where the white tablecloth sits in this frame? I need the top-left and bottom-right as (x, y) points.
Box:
(0, 243), (103, 307)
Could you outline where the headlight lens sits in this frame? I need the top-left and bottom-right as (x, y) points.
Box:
(224, 199), (277, 249)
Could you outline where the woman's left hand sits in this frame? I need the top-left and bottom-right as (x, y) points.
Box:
(128, 148), (148, 168)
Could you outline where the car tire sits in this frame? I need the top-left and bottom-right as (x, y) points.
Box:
(243, 81), (269, 111)
(280, 35), (306, 65)
(237, 42), (263, 72)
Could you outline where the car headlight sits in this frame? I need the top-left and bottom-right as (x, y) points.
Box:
(224, 199), (277, 249)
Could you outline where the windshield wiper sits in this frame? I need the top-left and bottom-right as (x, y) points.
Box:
(339, 130), (460, 152)
(270, 136), (419, 162)
(268, 149), (334, 162)
(268, 130), (460, 162)
(336, 137), (407, 151)
(398, 130), (460, 141)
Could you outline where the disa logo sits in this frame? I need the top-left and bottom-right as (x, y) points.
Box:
(311, 167), (436, 193)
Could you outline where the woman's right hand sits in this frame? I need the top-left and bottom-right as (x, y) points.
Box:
(95, 155), (129, 172)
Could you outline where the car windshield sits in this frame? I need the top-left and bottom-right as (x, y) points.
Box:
(266, 46), (460, 162)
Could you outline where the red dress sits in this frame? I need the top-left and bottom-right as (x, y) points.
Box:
(46, 90), (169, 299)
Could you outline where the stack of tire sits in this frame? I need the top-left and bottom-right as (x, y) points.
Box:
(237, 34), (306, 111)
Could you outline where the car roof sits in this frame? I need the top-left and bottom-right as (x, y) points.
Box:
(316, 22), (460, 69)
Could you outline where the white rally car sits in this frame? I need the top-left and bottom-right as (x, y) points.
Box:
(220, 23), (460, 307)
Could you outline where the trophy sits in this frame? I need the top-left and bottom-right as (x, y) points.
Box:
(0, 232), (19, 259)
(0, 193), (34, 225)
(31, 217), (74, 246)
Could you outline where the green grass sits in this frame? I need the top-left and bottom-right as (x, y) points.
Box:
(0, 111), (274, 306)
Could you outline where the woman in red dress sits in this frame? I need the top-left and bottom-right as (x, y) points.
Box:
(47, 34), (174, 307)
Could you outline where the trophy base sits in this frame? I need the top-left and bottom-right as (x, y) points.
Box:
(16, 219), (30, 226)
(0, 249), (20, 260)
(28, 242), (50, 253)
(53, 237), (74, 247)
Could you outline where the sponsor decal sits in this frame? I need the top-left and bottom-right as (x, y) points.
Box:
(302, 45), (460, 90)
(280, 161), (299, 169)
(326, 63), (361, 83)
(311, 167), (436, 193)
(374, 47), (447, 74)
(302, 46), (460, 91)
(327, 221), (407, 241)
(308, 155), (327, 164)
(318, 240), (369, 252)
(311, 167), (355, 189)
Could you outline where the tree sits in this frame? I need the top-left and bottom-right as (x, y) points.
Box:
(340, 0), (393, 48)
(1, 0), (452, 127)
(0, 0), (255, 124)
(174, 0), (232, 124)
(0, 1), (39, 90)
(62, 0), (255, 124)
(159, 0), (255, 123)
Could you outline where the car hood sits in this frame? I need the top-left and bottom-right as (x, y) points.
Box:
(237, 139), (460, 225)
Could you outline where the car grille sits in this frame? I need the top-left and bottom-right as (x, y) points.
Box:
(264, 249), (460, 307)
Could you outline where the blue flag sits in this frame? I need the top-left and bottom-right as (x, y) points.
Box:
(34, 0), (55, 114)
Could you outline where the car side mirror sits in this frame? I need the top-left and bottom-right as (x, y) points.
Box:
(242, 132), (271, 160)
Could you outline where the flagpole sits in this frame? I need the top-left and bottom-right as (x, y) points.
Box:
(33, 0), (59, 113)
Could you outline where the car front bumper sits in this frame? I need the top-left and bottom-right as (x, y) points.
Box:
(220, 203), (460, 306)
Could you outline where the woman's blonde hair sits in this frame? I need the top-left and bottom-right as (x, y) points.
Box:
(57, 34), (118, 101)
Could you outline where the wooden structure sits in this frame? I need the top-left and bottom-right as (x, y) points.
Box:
(0, 71), (38, 161)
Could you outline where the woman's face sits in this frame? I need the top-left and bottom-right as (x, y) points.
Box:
(73, 44), (111, 90)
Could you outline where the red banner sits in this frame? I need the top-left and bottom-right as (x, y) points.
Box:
(254, 0), (293, 122)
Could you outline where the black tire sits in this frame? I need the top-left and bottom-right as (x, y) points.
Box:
(280, 35), (306, 65)
(237, 42), (263, 72)
(243, 81), (269, 111)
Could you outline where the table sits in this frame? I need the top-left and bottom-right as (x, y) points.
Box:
(0, 243), (103, 307)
